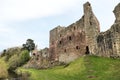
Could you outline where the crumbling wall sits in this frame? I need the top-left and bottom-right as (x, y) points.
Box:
(96, 24), (120, 57)
(49, 18), (86, 63)
(113, 3), (120, 23)
(49, 2), (120, 64)
(49, 26), (65, 61)
(56, 18), (86, 63)
(25, 2), (120, 69)
(96, 31), (114, 57)
(49, 2), (100, 63)
(24, 48), (49, 69)
(84, 2), (100, 55)
(96, 3), (120, 57)
(112, 3), (120, 56)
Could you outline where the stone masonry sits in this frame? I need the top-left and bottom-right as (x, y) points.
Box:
(49, 2), (120, 63)
(96, 3), (120, 57)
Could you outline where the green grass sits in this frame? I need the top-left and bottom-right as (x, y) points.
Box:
(18, 55), (120, 80)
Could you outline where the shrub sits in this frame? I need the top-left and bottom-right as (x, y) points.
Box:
(0, 59), (8, 78)
(8, 50), (30, 70)
(8, 54), (20, 70)
(2, 47), (21, 61)
(20, 50), (30, 65)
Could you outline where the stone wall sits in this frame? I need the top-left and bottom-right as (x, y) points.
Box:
(49, 2), (100, 63)
(56, 19), (86, 63)
(25, 2), (120, 68)
(24, 48), (49, 69)
(84, 2), (100, 55)
(113, 3), (120, 23)
(49, 26), (65, 61)
(96, 3), (120, 57)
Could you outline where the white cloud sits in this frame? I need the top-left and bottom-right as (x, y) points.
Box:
(0, 0), (80, 21)
(0, 24), (14, 33)
(0, 0), (120, 51)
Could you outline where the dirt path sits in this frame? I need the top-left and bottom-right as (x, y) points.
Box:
(84, 56), (97, 79)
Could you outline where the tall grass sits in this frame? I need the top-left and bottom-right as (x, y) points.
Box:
(0, 59), (8, 79)
(18, 55), (120, 80)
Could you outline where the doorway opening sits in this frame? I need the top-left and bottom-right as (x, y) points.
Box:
(85, 46), (90, 55)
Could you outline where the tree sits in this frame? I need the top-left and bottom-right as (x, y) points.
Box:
(23, 39), (35, 51)
(0, 49), (7, 57)
(20, 50), (30, 65)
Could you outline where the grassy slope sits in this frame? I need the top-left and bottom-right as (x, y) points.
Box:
(0, 58), (8, 78)
(18, 56), (120, 80)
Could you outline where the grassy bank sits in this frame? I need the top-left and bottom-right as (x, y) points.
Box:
(18, 55), (120, 80)
(0, 59), (8, 79)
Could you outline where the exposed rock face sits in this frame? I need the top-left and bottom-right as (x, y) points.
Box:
(49, 2), (100, 63)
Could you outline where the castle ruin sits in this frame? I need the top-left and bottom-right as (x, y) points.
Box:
(49, 2), (120, 63)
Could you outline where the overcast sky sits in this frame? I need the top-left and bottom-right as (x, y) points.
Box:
(0, 0), (119, 51)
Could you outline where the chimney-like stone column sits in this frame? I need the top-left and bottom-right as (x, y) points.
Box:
(84, 2), (100, 55)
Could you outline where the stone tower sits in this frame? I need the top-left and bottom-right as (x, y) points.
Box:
(112, 3), (120, 55)
(113, 3), (120, 23)
(84, 2), (100, 55)
(49, 2), (100, 63)
(49, 26), (65, 61)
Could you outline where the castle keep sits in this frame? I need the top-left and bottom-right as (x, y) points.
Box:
(49, 2), (120, 63)
(24, 2), (120, 68)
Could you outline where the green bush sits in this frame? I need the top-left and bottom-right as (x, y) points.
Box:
(8, 50), (30, 70)
(20, 50), (30, 65)
(8, 54), (21, 70)
(0, 59), (8, 78)
(1, 47), (21, 61)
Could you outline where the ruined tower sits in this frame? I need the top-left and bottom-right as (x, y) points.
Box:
(49, 2), (120, 64)
(49, 2), (100, 63)
(24, 2), (120, 69)
(96, 3), (120, 57)
(113, 3), (120, 23)
(113, 3), (120, 56)
(49, 26), (65, 61)
(84, 2), (100, 55)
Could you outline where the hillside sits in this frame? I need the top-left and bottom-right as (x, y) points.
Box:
(18, 55), (120, 80)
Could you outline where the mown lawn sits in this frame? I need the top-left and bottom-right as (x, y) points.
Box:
(18, 55), (120, 80)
